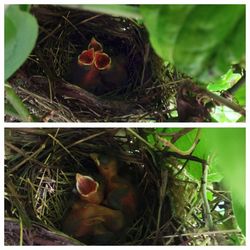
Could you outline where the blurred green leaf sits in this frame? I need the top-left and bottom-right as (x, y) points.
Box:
(202, 128), (246, 234)
(147, 134), (155, 145)
(234, 84), (246, 106)
(232, 193), (245, 235)
(5, 5), (38, 80)
(19, 4), (31, 12)
(72, 4), (141, 19)
(206, 190), (213, 202)
(140, 5), (245, 83)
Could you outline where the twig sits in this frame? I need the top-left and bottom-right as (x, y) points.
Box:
(66, 131), (106, 149)
(176, 79), (246, 116)
(223, 70), (245, 96)
(156, 128), (201, 155)
(204, 89), (246, 116)
(19, 217), (23, 246)
(201, 162), (214, 230)
(47, 133), (80, 165)
(161, 151), (206, 164)
(154, 169), (168, 244)
(161, 229), (241, 239)
(158, 128), (194, 143)
(126, 128), (156, 150)
(6, 142), (47, 174)
(140, 43), (150, 86)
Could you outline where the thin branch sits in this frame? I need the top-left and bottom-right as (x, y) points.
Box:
(5, 142), (48, 174)
(161, 151), (206, 164)
(154, 169), (168, 244)
(204, 90), (246, 116)
(176, 79), (246, 116)
(158, 128), (194, 143)
(126, 128), (156, 150)
(201, 162), (214, 231)
(156, 128), (201, 156)
(223, 73), (245, 96)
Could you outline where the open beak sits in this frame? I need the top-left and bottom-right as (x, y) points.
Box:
(94, 52), (111, 70)
(88, 37), (103, 52)
(76, 173), (99, 197)
(78, 48), (95, 66)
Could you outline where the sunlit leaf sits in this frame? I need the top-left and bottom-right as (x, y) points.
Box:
(207, 69), (242, 92)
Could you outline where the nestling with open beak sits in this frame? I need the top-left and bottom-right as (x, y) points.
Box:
(69, 37), (128, 95)
(90, 153), (138, 224)
(62, 173), (125, 244)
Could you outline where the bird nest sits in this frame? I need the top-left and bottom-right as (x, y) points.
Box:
(7, 5), (181, 122)
(5, 128), (205, 245)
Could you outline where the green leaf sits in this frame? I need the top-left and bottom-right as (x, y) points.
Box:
(232, 192), (245, 235)
(234, 84), (246, 106)
(5, 5), (38, 80)
(211, 106), (242, 123)
(147, 134), (155, 146)
(140, 5), (245, 83)
(70, 4), (141, 19)
(167, 129), (223, 182)
(5, 84), (33, 122)
(202, 128), (246, 234)
(19, 5), (31, 12)
(207, 69), (242, 92)
(206, 190), (213, 202)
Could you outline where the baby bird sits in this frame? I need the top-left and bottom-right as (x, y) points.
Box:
(62, 174), (124, 244)
(68, 37), (128, 95)
(75, 174), (104, 204)
(90, 153), (137, 224)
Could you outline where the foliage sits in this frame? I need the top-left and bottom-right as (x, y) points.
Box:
(146, 128), (245, 237)
(140, 5), (245, 83)
(5, 5), (38, 80)
(4, 5), (38, 121)
(5, 84), (34, 122)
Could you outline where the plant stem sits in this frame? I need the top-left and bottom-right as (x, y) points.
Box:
(201, 162), (214, 231)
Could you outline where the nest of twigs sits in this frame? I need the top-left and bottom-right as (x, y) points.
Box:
(5, 128), (210, 245)
(7, 5), (183, 122)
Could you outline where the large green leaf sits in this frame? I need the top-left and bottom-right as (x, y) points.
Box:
(76, 4), (141, 19)
(140, 5), (245, 82)
(202, 128), (246, 234)
(5, 5), (38, 80)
